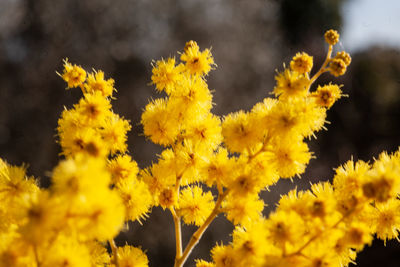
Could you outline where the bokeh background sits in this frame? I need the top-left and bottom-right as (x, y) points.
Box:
(1, 0), (400, 266)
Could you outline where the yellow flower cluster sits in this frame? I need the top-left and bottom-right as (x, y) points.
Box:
(207, 150), (400, 267)
(0, 61), (152, 266)
(0, 30), (399, 267)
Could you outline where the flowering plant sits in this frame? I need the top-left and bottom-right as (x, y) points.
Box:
(1, 30), (399, 267)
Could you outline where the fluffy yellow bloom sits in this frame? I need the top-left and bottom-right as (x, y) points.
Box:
(222, 110), (261, 153)
(41, 236), (91, 267)
(372, 199), (400, 243)
(264, 210), (305, 248)
(175, 140), (210, 185)
(333, 159), (370, 213)
(77, 190), (125, 241)
(84, 70), (115, 97)
(278, 189), (314, 217)
(59, 128), (108, 158)
(0, 160), (39, 221)
(51, 155), (111, 197)
(60, 58), (86, 88)
(151, 58), (183, 94)
(343, 222), (373, 251)
(158, 188), (177, 210)
(86, 241), (110, 266)
(274, 68), (310, 99)
(202, 148), (235, 188)
(169, 75), (213, 118)
(101, 114), (131, 154)
(362, 151), (400, 202)
(177, 186), (214, 226)
(141, 98), (180, 146)
(113, 245), (149, 267)
(211, 244), (238, 267)
(224, 193), (264, 226)
(75, 91), (112, 125)
(116, 178), (153, 222)
(228, 168), (267, 198)
(140, 164), (175, 205)
(266, 98), (326, 138)
(312, 84), (343, 109)
(180, 40), (215, 76)
(108, 154), (139, 184)
(267, 139), (311, 178)
(309, 182), (340, 223)
(185, 114), (222, 150)
(19, 191), (66, 245)
(290, 52), (313, 74)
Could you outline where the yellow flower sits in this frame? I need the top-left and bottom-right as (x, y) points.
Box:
(20, 191), (66, 245)
(343, 222), (373, 251)
(224, 193), (264, 226)
(177, 186), (214, 226)
(274, 68), (309, 99)
(201, 148), (235, 188)
(329, 58), (347, 77)
(0, 160), (39, 222)
(290, 52), (313, 74)
(41, 235), (91, 267)
(265, 210), (304, 248)
(211, 244), (238, 267)
(278, 189), (314, 217)
(141, 98), (180, 146)
(86, 241), (110, 267)
(60, 58), (86, 88)
(84, 70), (115, 97)
(312, 84), (343, 109)
(266, 98), (326, 138)
(180, 41), (215, 76)
(116, 177), (153, 222)
(169, 75), (213, 119)
(231, 224), (269, 266)
(158, 188), (177, 210)
(78, 190), (125, 241)
(75, 92), (112, 126)
(185, 113), (222, 150)
(108, 154), (139, 184)
(140, 162), (176, 205)
(195, 259), (215, 267)
(222, 110), (261, 153)
(101, 114), (131, 155)
(175, 140), (210, 185)
(362, 151), (400, 202)
(59, 128), (109, 158)
(372, 199), (400, 243)
(334, 51), (351, 66)
(324, 29), (340, 45)
(151, 58), (183, 94)
(267, 139), (311, 179)
(51, 155), (111, 197)
(113, 245), (148, 267)
(332, 159), (370, 206)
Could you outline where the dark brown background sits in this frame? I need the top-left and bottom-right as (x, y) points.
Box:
(1, 0), (400, 266)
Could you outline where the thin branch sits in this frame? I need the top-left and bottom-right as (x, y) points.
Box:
(109, 239), (120, 267)
(174, 189), (230, 267)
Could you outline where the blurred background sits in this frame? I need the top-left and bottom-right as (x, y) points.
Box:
(1, 0), (400, 266)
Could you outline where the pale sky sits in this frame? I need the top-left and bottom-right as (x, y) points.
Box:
(341, 0), (400, 52)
